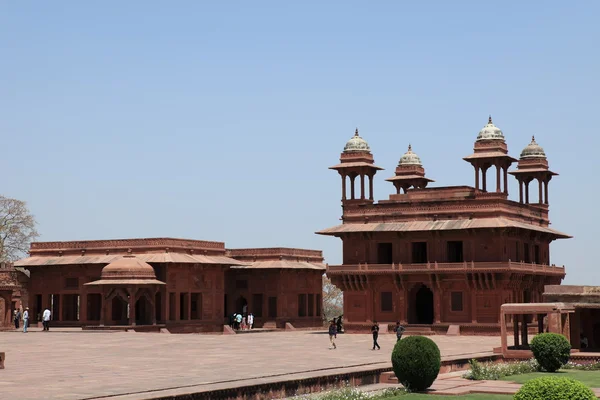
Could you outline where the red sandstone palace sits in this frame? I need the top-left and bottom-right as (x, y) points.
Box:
(3, 238), (324, 332)
(318, 118), (570, 333)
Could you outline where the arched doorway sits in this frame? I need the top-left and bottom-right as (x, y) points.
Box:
(409, 284), (434, 324)
(111, 296), (128, 325)
(135, 296), (152, 325)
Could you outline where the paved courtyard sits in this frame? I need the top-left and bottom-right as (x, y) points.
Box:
(0, 328), (504, 400)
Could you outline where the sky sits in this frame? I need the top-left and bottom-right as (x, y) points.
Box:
(1, 1), (599, 284)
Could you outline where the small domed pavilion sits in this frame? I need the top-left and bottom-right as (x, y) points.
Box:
(509, 136), (558, 205)
(386, 144), (434, 194)
(85, 254), (165, 328)
(329, 128), (383, 203)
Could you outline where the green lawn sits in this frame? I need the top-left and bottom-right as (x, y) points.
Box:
(400, 395), (512, 399)
(500, 369), (600, 387)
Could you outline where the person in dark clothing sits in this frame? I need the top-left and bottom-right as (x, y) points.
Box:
(14, 310), (20, 329)
(336, 316), (343, 333)
(371, 321), (380, 350)
(328, 320), (337, 349)
(394, 321), (405, 342)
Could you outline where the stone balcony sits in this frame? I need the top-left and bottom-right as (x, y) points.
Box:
(326, 261), (566, 275)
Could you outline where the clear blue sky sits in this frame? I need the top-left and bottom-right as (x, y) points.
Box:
(2, 2), (598, 284)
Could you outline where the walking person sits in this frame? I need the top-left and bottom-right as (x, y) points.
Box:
(328, 320), (337, 349)
(394, 321), (405, 342)
(42, 307), (52, 331)
(371, 321), (380, 350)
(22, 307), (29, 333)
(14, 309), (21, 330)
(247, 313), (254, 330)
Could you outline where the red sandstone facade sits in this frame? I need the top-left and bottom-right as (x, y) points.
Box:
(318, 119), (569, 333)
(12, 238), (325, 332)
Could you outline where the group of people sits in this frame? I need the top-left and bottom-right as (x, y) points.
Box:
(229, 312), (254, 330)
(12, 307), (53, 333)
(328, 319), (405, 350)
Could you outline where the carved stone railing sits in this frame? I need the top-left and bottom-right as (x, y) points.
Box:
(326, 261), (566, 274)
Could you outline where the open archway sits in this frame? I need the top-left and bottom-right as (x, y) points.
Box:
(236, 296), (248, 316)
(409, 284), (434, 324)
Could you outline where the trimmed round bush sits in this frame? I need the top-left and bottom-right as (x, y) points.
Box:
(391, 335), (441, 391)
(514, 376), (595, 400)
(530, 333), (571, 372)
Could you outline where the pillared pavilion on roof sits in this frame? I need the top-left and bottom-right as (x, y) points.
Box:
(318, 117), (569, 334)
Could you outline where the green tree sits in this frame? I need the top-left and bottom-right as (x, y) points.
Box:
(0, 195), (39, 262)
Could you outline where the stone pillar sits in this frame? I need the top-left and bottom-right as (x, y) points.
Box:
(369, 174), (374, 201)
(503, 166), (509, 195)
(513, 314), (520, 347)
(496, 164), (501, 193)
(152, 290), (158, 326)
(471, 291), (477, 323)
(519, 180), (524, 203)
(521, 314), (529, 346)
(525, 182), (530, 204)
(350, 175), (356, 200)
(341, 174), (346, 201)
(482, 168), (487, 192)
(188, 291), (192, 321)
(58, 294), (64, 322)
(475, 166), (479, 190)
(360, 174), (365, 200)
(544, 180), (549, 205)
(129, 287), (136, 326)
(538, 179), (543, 205)
(433, 289), (441, 323)
(80, 289), (88, 325)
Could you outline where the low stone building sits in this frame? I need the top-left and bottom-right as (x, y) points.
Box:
(14, 238), (325, 332)
(0, 262), (29, 330)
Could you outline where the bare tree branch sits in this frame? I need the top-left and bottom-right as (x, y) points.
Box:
(0, 195), (39, 262)
(322, 275), (343, 322)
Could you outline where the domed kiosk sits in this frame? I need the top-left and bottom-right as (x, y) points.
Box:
(85, 254), (165, 330)
(510, 136), (557, 205)
(386, 144), (434, 194)
(329, 128), (383, 203)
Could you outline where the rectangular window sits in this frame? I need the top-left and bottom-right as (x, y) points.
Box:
(451, 292), (463, 312)
(268, 296), (277, 318)
(411, 242), (428, 263)
(252, 293), (264, 318)
(308, 294), (314, 317)
(381, 292), (393, 312)
(316, 294), (322, 317)
(377, 243), (393, 264)
(191, 293), (202, 319)
(524, 243), (531, 263)
(179, 293), (189, 320)
(534, 245), (540, 264)
(298, 294), (307, 317)
(65, 277), (79, 289)
(87, 293), (102, 321)
(169, 293), (176, 321)
(447, 241), (464, 263)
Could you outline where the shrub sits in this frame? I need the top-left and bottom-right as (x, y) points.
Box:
(463, 358), (539, 380)
(513, 376), (595, 400)
(530, 333), (571, 372)
(391, 335), (441, 392)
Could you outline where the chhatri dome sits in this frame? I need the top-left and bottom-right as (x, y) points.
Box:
(520, 136), (546, 159)
(398, 144), (422, 166)
(476, 116), (505, 141)
(343, 128), (371, 153)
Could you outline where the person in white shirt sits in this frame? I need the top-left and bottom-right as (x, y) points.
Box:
(247, 313), (254, 330)
(22, 307), (29, 333)
(42, 308), (52, 331)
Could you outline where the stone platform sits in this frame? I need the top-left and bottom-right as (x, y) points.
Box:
(0, 328), (505, 400)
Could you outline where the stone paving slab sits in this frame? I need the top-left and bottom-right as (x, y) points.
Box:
(0, 328), (505, 400)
